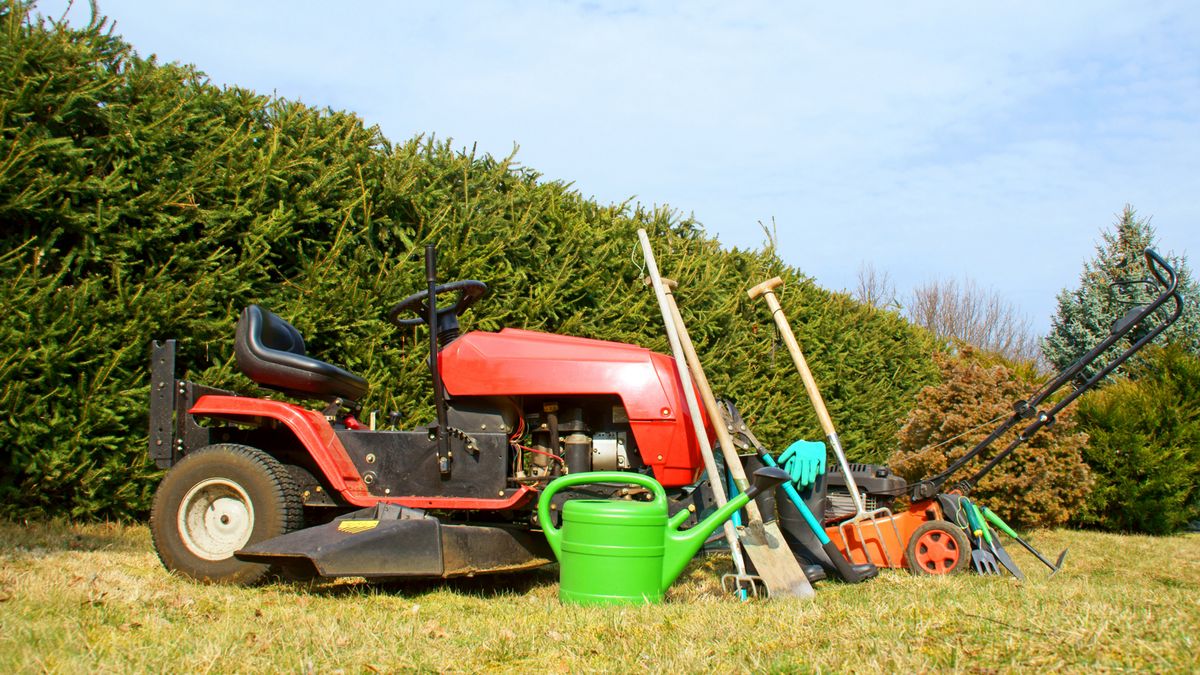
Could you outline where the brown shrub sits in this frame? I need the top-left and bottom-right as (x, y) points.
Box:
(888, 347), (1092, 527)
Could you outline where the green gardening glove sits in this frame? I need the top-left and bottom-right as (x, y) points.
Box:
(778, 439), (827, 489)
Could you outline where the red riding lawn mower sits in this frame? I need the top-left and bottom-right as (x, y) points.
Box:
(148, 246), (727, 584)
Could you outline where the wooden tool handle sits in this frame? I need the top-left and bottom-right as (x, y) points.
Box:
(667, 277), (816, 598)
(645, 276), (679, 291)
(747, 276), (784, 300)
(665, 292), (751, 492)
(750, 281), (867, 514)
(758, 290), (837, 437)
(637, 230), (748, 577)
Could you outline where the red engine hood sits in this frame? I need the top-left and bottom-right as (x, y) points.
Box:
(440, 329), (707, 486)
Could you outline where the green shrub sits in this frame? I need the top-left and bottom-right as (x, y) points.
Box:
(1072, 344), (1200, 534)
(0, 2), (940, 519)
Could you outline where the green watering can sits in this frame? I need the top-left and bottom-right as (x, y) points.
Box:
(537, 466), (791, 605)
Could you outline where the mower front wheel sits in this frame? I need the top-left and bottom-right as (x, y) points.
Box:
(150, 444), (303, 584)
(905, 519), (970, 576)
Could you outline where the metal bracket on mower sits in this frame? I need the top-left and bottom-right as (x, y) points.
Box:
(148, 339), (236, 469)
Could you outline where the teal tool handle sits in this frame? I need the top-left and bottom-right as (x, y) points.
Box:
(961, 497), (983, 537)
(537, 471), (668, 558)
(760, 451), (830, 545)
(981, 506), (1019, 540)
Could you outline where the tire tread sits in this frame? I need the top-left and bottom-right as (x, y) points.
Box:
(150, 443), (304, 584)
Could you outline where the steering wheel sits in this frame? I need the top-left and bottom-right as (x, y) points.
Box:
(388, 280), (489, 327)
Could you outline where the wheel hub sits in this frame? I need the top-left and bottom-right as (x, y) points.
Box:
(914, 529), (960, 574)
(177, 478), (256, 561)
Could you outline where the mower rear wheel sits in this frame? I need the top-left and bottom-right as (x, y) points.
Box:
(905, 519), (970, 575)
(150, 444), (303, 584)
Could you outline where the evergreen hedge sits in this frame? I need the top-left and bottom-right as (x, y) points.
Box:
(0, 2), (939, 520)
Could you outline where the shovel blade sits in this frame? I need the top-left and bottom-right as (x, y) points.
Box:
(741, 521), (817, 599)
(991, 544), (1026, 581)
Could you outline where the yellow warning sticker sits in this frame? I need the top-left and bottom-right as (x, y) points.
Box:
(337, 520), (379, 534)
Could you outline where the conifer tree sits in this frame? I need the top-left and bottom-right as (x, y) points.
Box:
(1042, 205), (1200, 376)
(888, 347), (1091, 528)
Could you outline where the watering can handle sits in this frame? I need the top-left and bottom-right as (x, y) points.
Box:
(537, 472), (669, 559)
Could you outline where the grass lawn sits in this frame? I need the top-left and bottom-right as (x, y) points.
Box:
(1, 521), (1197, 672)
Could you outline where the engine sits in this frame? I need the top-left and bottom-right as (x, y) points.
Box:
(823, 463), (908, 522)
(520, 399), (638, 478)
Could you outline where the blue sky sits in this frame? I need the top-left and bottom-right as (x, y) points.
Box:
(44, 1), (1200, 333)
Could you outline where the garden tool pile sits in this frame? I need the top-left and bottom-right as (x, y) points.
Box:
(742, 248), (1182, 579)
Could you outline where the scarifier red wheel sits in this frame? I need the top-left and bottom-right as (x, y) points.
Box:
(905, 519), (971, 575)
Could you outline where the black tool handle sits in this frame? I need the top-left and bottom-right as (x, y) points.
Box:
(426, 245), (450, 472)
(743, 466), (791, 499)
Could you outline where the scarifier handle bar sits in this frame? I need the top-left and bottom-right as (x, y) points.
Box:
(914, 248), (1183, 499)
(747, 276), (784, 300)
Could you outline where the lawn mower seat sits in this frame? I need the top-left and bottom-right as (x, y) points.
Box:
(234, 305), (369, 403)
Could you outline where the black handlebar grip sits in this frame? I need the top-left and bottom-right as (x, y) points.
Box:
(744, 466), (792, 499)
(425, 244), (437, 284)
(1143, 248), (1177, 292)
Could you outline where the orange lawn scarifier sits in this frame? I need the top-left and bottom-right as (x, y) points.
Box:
(821, 493), (968, 574)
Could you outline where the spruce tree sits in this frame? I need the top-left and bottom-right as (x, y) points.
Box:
(1042, 205), (1200, 377)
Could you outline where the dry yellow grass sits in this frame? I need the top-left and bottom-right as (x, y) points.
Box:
(1, 521), (1197, 672)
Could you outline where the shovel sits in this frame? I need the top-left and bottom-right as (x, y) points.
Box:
(981, 505), (1068, 577)
(639, 231), (814, 599)
(960, 497), (1000, 575)
(661, 278), (816, 599)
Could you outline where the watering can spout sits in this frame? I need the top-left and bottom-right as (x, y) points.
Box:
(660, 466), (791, 592)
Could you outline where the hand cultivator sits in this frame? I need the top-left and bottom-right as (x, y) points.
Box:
(982, 505), (1067, 576)
(745, 249), (1183, 578)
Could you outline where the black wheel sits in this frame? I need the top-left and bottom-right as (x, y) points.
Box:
(905, 519), (971, 576)
(150, 444), (303, 584)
